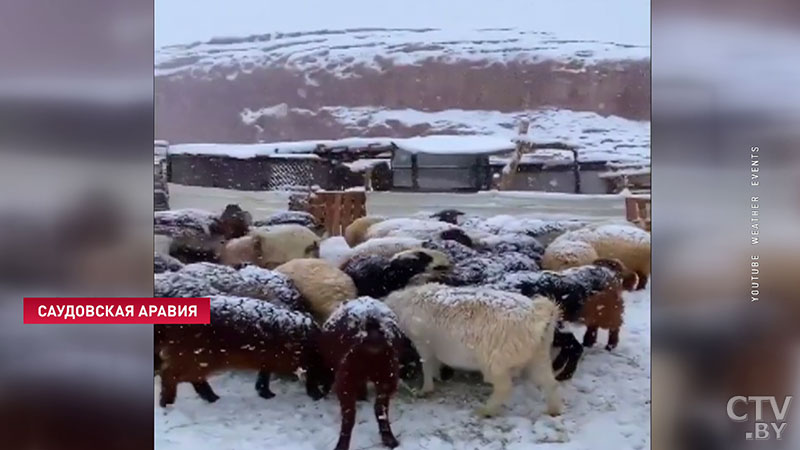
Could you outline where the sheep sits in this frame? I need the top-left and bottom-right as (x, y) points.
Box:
(542, 223), (651, 289)
(384, 283), (563, 417)
(363, 218), (474, 247)
(253, 211), (324, 236)
(319, 298), (407, 450)
(155, 204), (251, 264)
(461, 215), (587, 246)
(491, 258), (638, 380)
(275, 258), (358, 323)
(220, 224), (321, 269)
(541, 239), (598, 271)
(340, 248), (452, 298)
(421, 238), (479, 263)
(477, 233), (545, 263)
(155, 296), (331, 406)
(345, 236), (424, 262)
(155, 262), (309, 315)
(155, 264), (314, 398)
(344, 215), (386, 247)
(440, 251), (539, 287)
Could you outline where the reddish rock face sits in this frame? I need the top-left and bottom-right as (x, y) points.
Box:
(155, 58), (650, 144)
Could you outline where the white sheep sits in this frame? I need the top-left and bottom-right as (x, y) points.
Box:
(344, 215), (386, 247)
(543, 223), (651, 289)
(364, 218), (474, 247)
(220, 224), (321, 269)
(383, 283), (563, 418)
(342, 236), (423, 264)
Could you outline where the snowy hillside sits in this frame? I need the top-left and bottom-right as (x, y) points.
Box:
(154, 0), (650, 162)
(156, 27), (648, 78)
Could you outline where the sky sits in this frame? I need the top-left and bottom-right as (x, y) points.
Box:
(155, 0), (650, 48)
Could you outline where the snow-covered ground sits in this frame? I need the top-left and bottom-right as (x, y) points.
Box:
(155, 286), (650, 450)
(166, 185), (630, 222)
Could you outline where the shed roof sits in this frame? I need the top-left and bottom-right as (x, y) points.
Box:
(392, 135), (515, 155)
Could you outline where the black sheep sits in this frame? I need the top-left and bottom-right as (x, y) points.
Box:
(340, 249), (451, 298)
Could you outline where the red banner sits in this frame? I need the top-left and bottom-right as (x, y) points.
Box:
(23, 298), (211, 324)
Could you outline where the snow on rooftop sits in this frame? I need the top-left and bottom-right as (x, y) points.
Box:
(394, 135), (515, 155)
(169, 138), (394, 159)
(168, 108), (649, 164)
(344, 158), (390, 173)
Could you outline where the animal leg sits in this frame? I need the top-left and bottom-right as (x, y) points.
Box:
(374, 388), (400, 448)
(158, 370), (178, 407)
(304, 371), (326, 401)
(334, 392), (358, 450)
(475, 370), (513, 417)
(635, 271), (648, 290)
(356, 382), (369, 402)
(528, 353), (563, 416)
(552, 330), (583, 380)
(583, 326), (598, 347)
(606, 328), (620, 351)
(417, 345), (439, 395)
(191, 380), (220, 403)
(255, 370), (276, 399)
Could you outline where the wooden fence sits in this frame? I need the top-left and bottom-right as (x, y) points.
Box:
(306, 191), (367, 236)
(625, 196), (651, 231)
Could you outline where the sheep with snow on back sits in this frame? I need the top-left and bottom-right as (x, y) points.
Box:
(344, 237), (423, 263)
(154, 263), (314, 398)
(384, 283), (563, 417)
(155, 204), (251, 264)
(341, 248), (451, 298)
(155, 296), (331, 407)
(477, 233), (545, 263)
(319, 297), (409, 450)
(492, 258), (638, 380)
(363, 218), (475, 248)
(275, 258), (358, 323)
(542, 223), (651, 290)
(253, 211), (324, 236)
(155, 262), (310, 314)
(220, 224), (321, 269)
(460, 215), (586, 247)
(344, 215), (386, 247)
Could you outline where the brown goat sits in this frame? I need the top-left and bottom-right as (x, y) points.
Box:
(579, 258), (638, 350)
(155, 296), (331, 407)
(319, 298), (406, 450)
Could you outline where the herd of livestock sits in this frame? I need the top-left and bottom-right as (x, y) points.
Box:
(154, 205), (651, 450)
